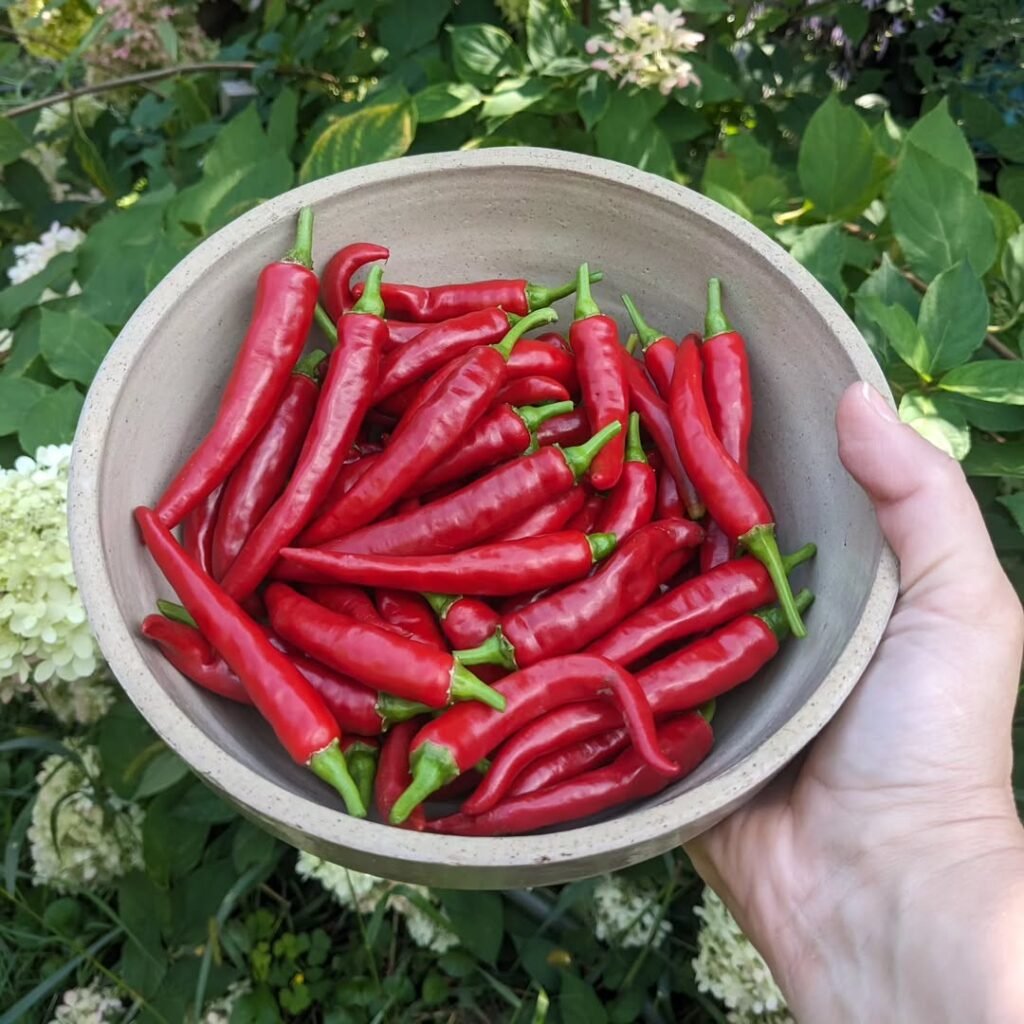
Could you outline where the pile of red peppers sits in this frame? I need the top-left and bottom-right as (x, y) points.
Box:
(135, 208), (816, 834)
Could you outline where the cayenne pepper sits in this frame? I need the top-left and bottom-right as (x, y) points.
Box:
(621, 294), (678, 399)
(182, 483), (224, 578)
(536, 407), (590, 448)
(374, 589), (447, 649)
(424, 594), (500, 650)
(320, 241), (389, 320)
(494, 375), (572, 408)
(341, 736), (379, 813)
(374, 719), (428, 830)
(506, 727), (630, 800)
(493, 487), (587, 542)
(595, 413), (655, 540)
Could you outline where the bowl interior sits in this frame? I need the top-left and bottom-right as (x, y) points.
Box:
(71, 149), (896, 888)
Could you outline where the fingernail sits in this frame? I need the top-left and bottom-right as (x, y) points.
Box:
(859, 381), (898, 423)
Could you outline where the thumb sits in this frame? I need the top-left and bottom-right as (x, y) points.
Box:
(836, 382), (1010, 614)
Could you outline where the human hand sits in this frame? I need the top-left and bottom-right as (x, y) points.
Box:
(686, 381), (1024, 1023)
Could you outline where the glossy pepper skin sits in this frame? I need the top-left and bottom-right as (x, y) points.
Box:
(211, 354), (323, 580)
(505, 340), (578, 393)
(566, 490), (604, 533)
(182, 482), (224, 577)
(670, 336), (806, 638)
(374, 589), (446, 649)
(320, 241), (389, 321)
(341, 736), (379, 813)
(507, 727), (629, 800)
(155, 209), (319, 529)
(389, 654), (677, 824)
(134, 507), (366, 817)
(277, 531), (617, 595)
(220, 272), (390, 602)
(569, 263), (628, 491)
(596, 412), (655, 541)
(301, 583), (392, 630)
(494, 375), (572, 408)
(656, 467), (684, 520)
(493, 487), (587, 542)
(588, 546), (815, 667)
(455, 518), (703, 670)
(621, 294), (678, 399)
(265, 583), (504, 710)
(375, 719), (428, 829)
(536, 407), (590, 448)
(425, 594), (501, 649)
(352, 269), (603, 323)
(409, 401), (573, 496)
(429, 713), (712, 836)
(315, 424), (621, 557)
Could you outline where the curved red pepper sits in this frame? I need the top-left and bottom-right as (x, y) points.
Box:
(493, 487), (587, 542)
(389, 653), (677, 823)
(565, 490), (604, 533)
(494, 375), (572, 407)
(569, 263), (628, 491)
(265, 583), (503, 710)
(621, 294), (679, 399)
(430, 713), (712, 836)
(700, 523), (734, 574)
(506, 727), (629, 800)
(536, 407), (590, 448)
(384, 320), (426, 349)
(320, 242), (389, 321)
(211, 355), (322, 580)
(156, 210), (318, 529)
(656, 466), (684, 520)
(426, 595), (501, 649)
(670, 336), (806, 637)
(301, 583), (392, 630)
(595, 412), (655, 541)
(505, 340), (578, 392)
(182, 483), (224, 578)
(374, 589), (446, 649)
(375, 719), (428, 830)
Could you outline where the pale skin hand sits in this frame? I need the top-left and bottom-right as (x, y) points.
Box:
(686, 382), (1024, 1023)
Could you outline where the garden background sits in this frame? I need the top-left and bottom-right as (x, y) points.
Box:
(1, 1), (1022, 1021)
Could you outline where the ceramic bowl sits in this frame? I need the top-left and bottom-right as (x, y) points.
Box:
(69, 148), (897, 888)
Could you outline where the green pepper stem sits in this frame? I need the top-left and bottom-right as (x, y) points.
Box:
(781, 542), (817, 574)
(351, 264), (385, 317)
(157, 599), (196, 628)
(621, 294), (665, 349)
(624, 411), (646, 464)
(390, 742), (459, 824)
(293, 349), (326, 381)
(526, 269), (603, 311)
(315, 305), (339, 347)
(515, 400), (575, 434)
(754, 588), (815, 642)
(309, 740), (367, 818)
(453, 629), (518, 671)
(346, 747), (378, 811)
(492, 306), (558, 360)
(587, 532), (617, 561)
(573, 262), (602, 321)
(699, 699), (716, 723)
(704, 277), (734, 339)
(560, 420), (623, 481)
(377, 692), (431, 726)
(625, 332), (640, 355)
(450, 662), (507, 711)
(422, 592), (458, 619)
(744, 523), (808, 638)
(284, 207), (314, 269)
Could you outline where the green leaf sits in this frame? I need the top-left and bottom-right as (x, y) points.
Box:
(872, 110), (904, 160)
(963, 440), (1024, 477)
(703, 182), (753, 222)
(0, 377), (49, 436)
(790, 222), (846, 301)
(858, 296), (930, 377)
(947, 394), (1024, 432)
(898, 391), (971, 460)
(703, 133), (787, 217)
(37, 308), (114, 385)
(938, 362), (1024, 405)
(836, 4), (868, 43)
(682, 57), (740, 103)
(436, 890), (504, 963)
(300, 99), (416, 184)
(560, 973), (608, 1024)
(997, 493), (1024, 535)
(596, 90), (675, 179)
(916, 261), (989, 376)
(18, 383), (83, 453)
(998, 166), (1024, 219)
(155, 20), (178, 60)
(117, 872), (168, 996)
(133, 749), (189, 800)
(0, 116), (29, 166)
(797, 94), (878, 218)
(378, 0), (451, 57)
(527, 0), (574, 72)
(577, 74), (610, 131)
(449, 23), (524, 90)
(0, 251), (77, 329)
(854, 255), (921, 363)
(983, 193), (1021, 269)
(481, 77), (550, 121)
(415, 82), (482, 123)
(1002, 226), (1024, 305)
(144, 788), (210, 885)
(267, 87), (299, 153)
(904, 98), (977, 184)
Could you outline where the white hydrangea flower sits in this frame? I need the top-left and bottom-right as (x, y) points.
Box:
(585, 2), (703, 95)
(34, 97), (106, 137)
(29, 743), (144, 893)
(693, 887), (794, 1024)
(592, 874), (671, 949)
(201, 979), (252, 1024)
(0, 444), (111, 723)
(7, 221), (85, 286)
(495, 0), (529, 25)
(47, 981), (124, 1024)
(295, 853), (459, 953)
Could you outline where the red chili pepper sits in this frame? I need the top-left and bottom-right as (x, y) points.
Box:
(155, 209), (318, 529)
(314, 424), (621, 557)
(505, 340), (578, 392)
(595, 412), (655, 540)
(621, 294), (679, 399)
(210, 352), (324, 580)
(535, 331), (569, 349)
(700, 523), (733, 574)
(301, 583), (390, 629)
(429, 712), (712, 836)
(182, 483), (224, 578)
(384, 320), (426, 349)
(492, 487), (587, 542)
(134, 507), (366, 816)
(219, 272), (389, 601)
(320, 242), (389, 321)
(565, 490), (604, 533)
(656, 466), (684, 520)
(265, 583), (504, 710)
(536, 407), (590, 448)
(507, 728), (629, 800)
(375, 719), (428, 830)
(341, 735), (379, 813)
(424, 594), (500, 649)
(569, 263), (628, 491)
(300, 344), (515, 546)
(494, 375), (572, 408)
(670, 336), (806, 637)
(389, 653), (677, 823)
(454, 519), (703, 670)
(316, 452), (382, 513)
(374, 589), (446, 649)
(352, 269), (603, 323)
(409, 401), (573, 496)
(277, 531), (617, 595)
(623, 357), (703, 520)
(588, 545), (815, 666)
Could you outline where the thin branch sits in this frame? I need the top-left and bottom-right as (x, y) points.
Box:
(3, 61), (342, 118)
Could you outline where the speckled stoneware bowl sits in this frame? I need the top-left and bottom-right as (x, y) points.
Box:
(69, 148), (898, 888)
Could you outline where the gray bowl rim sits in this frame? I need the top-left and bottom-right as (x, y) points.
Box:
(69, 146), (899, 877)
